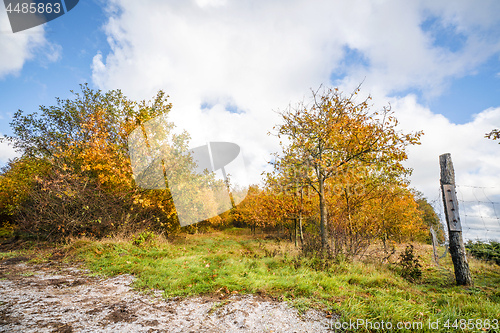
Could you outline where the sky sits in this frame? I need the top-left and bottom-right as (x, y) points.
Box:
(1, 0), (500, 240)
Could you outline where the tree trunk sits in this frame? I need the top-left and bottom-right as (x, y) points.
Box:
(344, 186), (353, 255)
(319, 174), (329, 250)
(294, 218), (298, 247)
(299, 187), (304, 247)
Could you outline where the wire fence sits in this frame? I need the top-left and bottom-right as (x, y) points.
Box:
(455, 185), (500, 242)
(430, 185), (500, 243)
(429, 184), (500, 264)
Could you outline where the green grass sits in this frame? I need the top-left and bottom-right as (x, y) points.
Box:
(0, 251), (21, 260)
(5, 229), (500, 332)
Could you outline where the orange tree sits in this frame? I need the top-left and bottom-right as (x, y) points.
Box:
(270, 84), (422, 251)
(414, 191), (445, 244)
(235, 185), (271, 233)
(263, 165), (318, 245)
(0, 156), (51, 224)
(320, 159), (426, 257)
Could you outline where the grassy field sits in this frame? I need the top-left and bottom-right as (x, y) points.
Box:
(2, 228), (499, 332)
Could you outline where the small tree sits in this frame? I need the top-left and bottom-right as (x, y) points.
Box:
(398, 244), (423, 282)
(271, 84), (422, 250)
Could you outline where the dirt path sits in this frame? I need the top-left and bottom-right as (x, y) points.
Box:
(0, 257), (336, 332)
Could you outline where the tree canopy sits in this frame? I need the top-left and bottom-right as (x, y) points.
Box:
(0, 85), (198, 239)
(268, 85), (423, 250)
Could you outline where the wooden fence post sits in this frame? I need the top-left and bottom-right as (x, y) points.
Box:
(430, 226), (439, 264)
(439, 153), (473, 286)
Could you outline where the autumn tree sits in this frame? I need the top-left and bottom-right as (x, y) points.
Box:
(0, 156), (51, 222)
(263, 165), (317, 245)
(414, 191), (445, 244)
(0, 84), (202, 239)
(235, 186), (273, 232)
(3, 84), (173, 189)
(271, 84), (422, 250)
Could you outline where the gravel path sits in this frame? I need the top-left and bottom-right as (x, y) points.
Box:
(0, 257), (336, 332)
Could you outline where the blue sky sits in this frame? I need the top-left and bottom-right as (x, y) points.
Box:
(388, 54), (500, 124)
(1, 0), (500, 240)
(0, 0), (109, 137)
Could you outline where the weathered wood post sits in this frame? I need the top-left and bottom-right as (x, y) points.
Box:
(439, 153), (473, 286)
(430, 226), (439, 264)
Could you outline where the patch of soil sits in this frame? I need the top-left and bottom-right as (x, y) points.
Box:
(51, 323), (74, 333)
(0, 307), (20, 326)
(105, 303), (137, 323)
(0, 237), (35, 252)
(0, 258), (338, 332)
(0, 256), (30, 265)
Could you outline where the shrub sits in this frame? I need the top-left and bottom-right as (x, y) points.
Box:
(397, 244), (422, 282)
(466, 241), (500, 265)
(132, 230), (157, 246)
(14, 170), (171, 241)
(0, 222), (14, 238)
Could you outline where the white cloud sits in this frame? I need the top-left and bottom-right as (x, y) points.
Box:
(90, 0), (500, 196)
(392, 95), (500, 198)
(195, 0), (228, 8)
(335, 0), (500, 98)
(44, 42), (62, 63)
(0, 136), (19, 164)
(0, 9), (47, 79)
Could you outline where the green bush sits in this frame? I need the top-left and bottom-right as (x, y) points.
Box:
(132, 230), (157, 246)
(466, 240), (500, 265)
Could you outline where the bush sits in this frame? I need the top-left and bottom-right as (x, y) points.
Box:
(397, 244), (422, 282)
(1, 85), (184, 241)
(14, 170), (171, 241)
(0, 222), (14, 238)
(0, 157), (52, 219)
(132, 230), (157, 246)
(466, 241), (500, 265)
